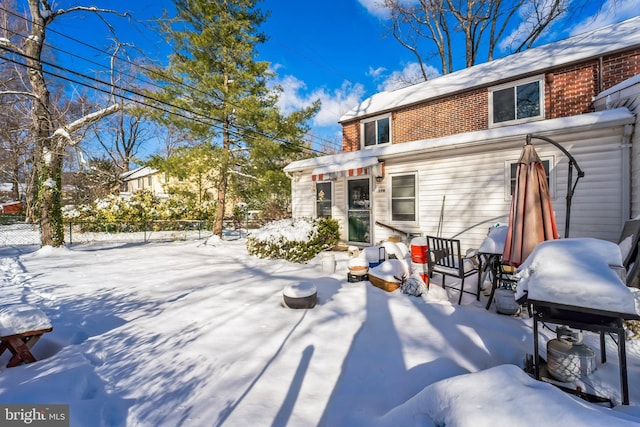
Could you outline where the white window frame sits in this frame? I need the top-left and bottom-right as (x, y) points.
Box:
(504, 156), (556, 201)
(315, 181), (333, 218)
(361, 114), (392, 148)
(390, 172), (418, 224)
(489, 75), (545, 127)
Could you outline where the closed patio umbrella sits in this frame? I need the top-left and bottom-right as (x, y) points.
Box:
(503, 142), (559, 267)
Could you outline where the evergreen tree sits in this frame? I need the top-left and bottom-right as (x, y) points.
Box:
(146, 0), (318, 236)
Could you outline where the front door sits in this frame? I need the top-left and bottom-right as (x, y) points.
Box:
(347, 178), (371, 244)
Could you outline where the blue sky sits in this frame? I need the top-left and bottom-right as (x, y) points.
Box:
(17, 0), (640, 153)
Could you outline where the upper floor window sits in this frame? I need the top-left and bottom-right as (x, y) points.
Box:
(391, 173), (416, 222)
(490, 76), (544, 126)
(362, 115), (391, 147)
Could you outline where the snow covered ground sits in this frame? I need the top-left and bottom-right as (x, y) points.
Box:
(1, 236), (640, 426)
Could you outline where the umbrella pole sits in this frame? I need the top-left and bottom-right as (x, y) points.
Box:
(526, 134), (585, 238)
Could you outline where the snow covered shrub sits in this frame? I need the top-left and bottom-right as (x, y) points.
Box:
(63, 190), (216, 232)
(246, 218), (339, 263)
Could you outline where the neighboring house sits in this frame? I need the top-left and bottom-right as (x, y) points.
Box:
(284, 17), (640, 249)
(1, 201), (22, 214)
(120, 166), (171, 199)
(120, 166), (240, 216)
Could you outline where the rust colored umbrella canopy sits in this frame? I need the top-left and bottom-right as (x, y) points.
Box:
(503, 143), (560, 267)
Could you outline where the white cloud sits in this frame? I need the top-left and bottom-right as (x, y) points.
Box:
(568, 0), (640, 35)
(274, 75), (365, 127)
(499, 0), (640, 53)
(498, 2), (556, 53)
(367, 66), (387, 79)
(357, 0), (390, 18)
(374, 61), (440, 92)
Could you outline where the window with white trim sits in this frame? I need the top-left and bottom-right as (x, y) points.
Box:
(316, 181), (332, 218)
(391, 173), (416, 222)
(362, 115), (391, 147)
(490, 75), (544, 126)
(505, 157), (555, 199)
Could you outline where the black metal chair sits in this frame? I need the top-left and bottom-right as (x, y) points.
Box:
(426, 236), (479, 304)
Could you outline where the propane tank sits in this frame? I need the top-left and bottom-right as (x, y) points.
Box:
(547, 326), (596, 383)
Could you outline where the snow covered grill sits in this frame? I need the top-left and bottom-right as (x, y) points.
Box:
(531, 300), (639, 405)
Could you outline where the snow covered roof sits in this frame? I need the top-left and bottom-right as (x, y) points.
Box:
(593, 73), (640, 111)
(121, 166), (159, 181)
(340, 16), (640, 122)
(285, 107), (635, 173)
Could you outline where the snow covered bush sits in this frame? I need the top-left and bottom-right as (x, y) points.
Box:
(246, 218), (339, 263)
(62, 191), (216, 231)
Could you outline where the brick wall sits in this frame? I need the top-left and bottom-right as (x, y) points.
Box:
(342, 121), (360, 152)
(546, 62), (599, 118)
(393, 89), (487, 142)
(341, 47), (640, 151)
(601, 48), (640, 90)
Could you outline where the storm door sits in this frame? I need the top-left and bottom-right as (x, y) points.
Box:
(347, 178), (371, 244)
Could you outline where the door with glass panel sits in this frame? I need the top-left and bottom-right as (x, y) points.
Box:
(347, 178), (371, 243)
(316, 181), (332, 218)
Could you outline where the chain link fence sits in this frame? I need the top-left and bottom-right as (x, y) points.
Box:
(1, 219), (212, 246)
(1, 216), (272, 247)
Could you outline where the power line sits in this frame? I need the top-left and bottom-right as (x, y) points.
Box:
(0, 5), (342, 152)
(0, 44), (328, 156)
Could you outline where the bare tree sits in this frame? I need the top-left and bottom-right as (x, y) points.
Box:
(91, 46), (154, 175)
(0, 0), (31, 203)
(0, 1), (125, 246)
(382, 0), (576, 76)
(93, 108), (150, 174)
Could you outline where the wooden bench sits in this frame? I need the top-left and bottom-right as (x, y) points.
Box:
(0, 328), (53, 367)
(0, 304), (53, 368)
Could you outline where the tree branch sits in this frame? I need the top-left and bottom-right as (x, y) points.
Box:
(53, 103), (122, 146)
(0, 89), (38, 99)
(49, 5), (130, 21)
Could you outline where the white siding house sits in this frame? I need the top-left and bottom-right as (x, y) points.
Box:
(285, 17), (640, 250)
(120, 166), (169, 199)
(594, 75), (640, 220)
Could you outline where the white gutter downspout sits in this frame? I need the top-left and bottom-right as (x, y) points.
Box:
(622, 123), (634, 222)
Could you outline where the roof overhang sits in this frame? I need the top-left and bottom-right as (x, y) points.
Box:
(285, 108), (636, 175)
(310, 157), (380, 181)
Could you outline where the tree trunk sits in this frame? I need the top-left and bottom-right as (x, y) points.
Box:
(25, 0), (62, 246)
(214, 114), (231, 237)
(38, 148), (64, 246)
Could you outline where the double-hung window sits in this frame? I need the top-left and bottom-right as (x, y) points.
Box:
(490, 76), (544, 126)
(362, 115), (391, 147)
(391, 173), (416, 222)
(505, 158), (554, 199)
(316, 182), (332, 218)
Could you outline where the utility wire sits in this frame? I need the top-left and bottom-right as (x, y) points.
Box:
(0, 44), (328, 155)
(0, 5), (342, 152)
